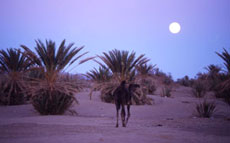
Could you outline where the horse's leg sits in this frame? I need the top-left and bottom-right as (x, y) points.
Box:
(126, 104), (130, 125)
(121, 104), (126, 127)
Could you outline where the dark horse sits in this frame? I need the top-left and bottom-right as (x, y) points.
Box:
(113, 80), (140, 127)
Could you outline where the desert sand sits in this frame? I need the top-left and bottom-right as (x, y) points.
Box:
(0, 86), (230, 143)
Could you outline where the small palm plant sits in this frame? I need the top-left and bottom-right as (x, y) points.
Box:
(86, 66), (112, 83)
(21, 39), (91, 115)
(196, 100), (216, 118)
(92, 49), (152, 104)
(0, 48), (32, 105)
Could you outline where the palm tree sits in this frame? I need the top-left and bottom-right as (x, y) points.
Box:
(0, 48), (33, 105)
(21, 39), (92, 115)
(215, 48), (230, 105)
(96, 49), (149, 82)
(206, 64), (221, 76)
(136, 63), (156, 76)
(92, 49), (152, 105)
(85, 66), (112, 83)
(85, 66), (112, 100)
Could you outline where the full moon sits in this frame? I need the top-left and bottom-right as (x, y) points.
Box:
(169, 22), (181, 34)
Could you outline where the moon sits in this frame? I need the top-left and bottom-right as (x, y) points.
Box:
(169, 22), (181, 34)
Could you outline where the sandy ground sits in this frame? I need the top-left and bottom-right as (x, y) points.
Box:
(0, 86), (230, 143)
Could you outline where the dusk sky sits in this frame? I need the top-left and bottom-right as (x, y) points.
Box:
(0, 0), (230, 79)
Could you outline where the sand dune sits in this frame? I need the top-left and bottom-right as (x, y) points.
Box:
(0, 86), (230, 143)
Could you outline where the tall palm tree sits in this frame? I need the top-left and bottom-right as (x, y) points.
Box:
(0, 48), (33, 105)
(21, 39), (92, 115)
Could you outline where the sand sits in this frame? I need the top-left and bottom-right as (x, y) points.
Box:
(0, 86), (230, 143)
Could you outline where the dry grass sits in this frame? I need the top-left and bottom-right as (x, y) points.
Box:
(196, 100), (216, 118)
(192, 80), (207, 98)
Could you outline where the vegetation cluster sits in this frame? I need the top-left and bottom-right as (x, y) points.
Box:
(0, 39), (229, 118)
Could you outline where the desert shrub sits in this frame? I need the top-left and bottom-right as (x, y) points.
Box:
(163, 74), (173, 85)
(139, 78), (156, 95)
(177, 75), (193, 87)
(100, 82), (115, 103)
(192, 80), (206, 98)
(196, 100), (216, 118)
(161, 86), (172, 97)
(31, 84), (77, 115)
(132, 88), (153, 105)
(154, 69), (173, 85)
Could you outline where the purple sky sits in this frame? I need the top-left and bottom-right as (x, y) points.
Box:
(0, 0), (230, 79)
